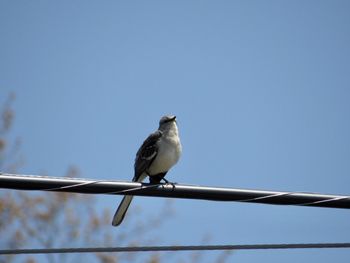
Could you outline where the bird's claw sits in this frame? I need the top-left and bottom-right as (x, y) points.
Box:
(161, 178), (177, 190)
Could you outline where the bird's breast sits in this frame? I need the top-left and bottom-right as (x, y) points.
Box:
(148, 137), (181, 175)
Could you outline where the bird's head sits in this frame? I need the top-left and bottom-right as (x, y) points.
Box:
(159, 115), (177, 131)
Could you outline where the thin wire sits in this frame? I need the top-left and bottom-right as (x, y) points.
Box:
(236, 192), (293, 202)
(41, 179), (162, 195)
(103, 183), (163, 195)
(1, 243), (350, 255)
(42, 181), (101, 191)
(297, 196), (350, 206)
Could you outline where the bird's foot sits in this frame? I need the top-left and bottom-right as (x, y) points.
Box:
(161, 178), (177, 190)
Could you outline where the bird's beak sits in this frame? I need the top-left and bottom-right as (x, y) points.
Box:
(171, 116), (177, 122)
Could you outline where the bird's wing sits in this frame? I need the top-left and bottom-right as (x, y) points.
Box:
(133, 130), (163, 182)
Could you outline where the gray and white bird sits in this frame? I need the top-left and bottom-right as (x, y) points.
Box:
(112, 115), (182, 226)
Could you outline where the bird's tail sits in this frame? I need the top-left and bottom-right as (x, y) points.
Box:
(112, 174), (146, 227)
(112, 195), (134, 226)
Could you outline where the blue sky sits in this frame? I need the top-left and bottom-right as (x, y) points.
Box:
(1, 1), (350, 262)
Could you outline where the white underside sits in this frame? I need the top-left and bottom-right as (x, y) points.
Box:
(148, 138), (181, 175)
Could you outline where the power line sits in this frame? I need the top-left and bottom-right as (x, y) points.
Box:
(1, 243), (350, 255)
(0, 173), (350, 209)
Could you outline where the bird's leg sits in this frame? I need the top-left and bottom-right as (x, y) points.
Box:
(148, 173), (165, 184)
(161, 177), (169, 183)
(148, 173), (176, 189)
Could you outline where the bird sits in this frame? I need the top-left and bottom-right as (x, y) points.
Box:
(112, 115), (182, 226)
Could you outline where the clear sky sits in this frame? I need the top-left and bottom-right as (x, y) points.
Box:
(1, 1), (350, 262)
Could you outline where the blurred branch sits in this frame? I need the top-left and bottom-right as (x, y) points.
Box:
(0, 92), (231, 263)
